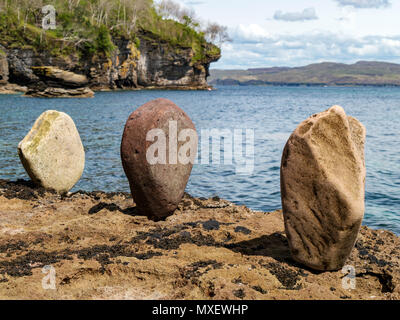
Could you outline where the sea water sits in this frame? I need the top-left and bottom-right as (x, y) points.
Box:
(0, 86), (399, 234)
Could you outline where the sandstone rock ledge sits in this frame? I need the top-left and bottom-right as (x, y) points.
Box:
(0, 179), (398, 300)
(0, 84), (27, 95)
(24, 87), (94, 98)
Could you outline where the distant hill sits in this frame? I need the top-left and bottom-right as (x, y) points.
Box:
(209, 61), (400, 86)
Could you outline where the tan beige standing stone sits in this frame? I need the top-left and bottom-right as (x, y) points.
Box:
(280, 105), (366, 271)
(18, 110), (85, 194)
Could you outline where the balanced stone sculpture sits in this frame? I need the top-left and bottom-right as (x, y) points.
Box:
(281, 105), (366, 271)
(121, 98), (198, 219)
(18, 110), (85, 194)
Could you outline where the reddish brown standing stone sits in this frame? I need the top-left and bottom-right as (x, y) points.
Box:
(121, 98), (198, 219)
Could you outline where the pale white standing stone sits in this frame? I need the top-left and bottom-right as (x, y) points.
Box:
(18, 110), (85, 194)
(281, 106), (366, 271)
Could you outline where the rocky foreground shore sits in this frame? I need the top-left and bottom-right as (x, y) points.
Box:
(0, 179), (398, 300)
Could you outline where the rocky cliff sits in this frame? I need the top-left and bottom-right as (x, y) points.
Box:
(0, 31), (220, 96)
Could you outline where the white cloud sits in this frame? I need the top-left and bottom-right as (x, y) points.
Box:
(348, 44), (379, 55)
(215, 24), (400, 68)
(235, 24), (273, 42)
(334, 0), (391, 8)
(273, 8), (318, 22)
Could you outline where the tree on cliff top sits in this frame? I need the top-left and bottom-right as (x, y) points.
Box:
(155, 0), (231, 45)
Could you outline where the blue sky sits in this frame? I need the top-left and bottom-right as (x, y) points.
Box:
(175, 0), (400, 69)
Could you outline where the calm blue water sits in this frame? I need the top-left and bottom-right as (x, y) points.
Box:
(0, 86), (399, 234)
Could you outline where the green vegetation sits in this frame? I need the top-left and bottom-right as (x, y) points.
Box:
(0, 0), (221, 63)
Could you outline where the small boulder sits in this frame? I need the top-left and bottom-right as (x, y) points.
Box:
(18, 110), (85, 194)
(281, 106), (366, 271)
(121, 98), (198, 219)
(31, 66), (89, 88)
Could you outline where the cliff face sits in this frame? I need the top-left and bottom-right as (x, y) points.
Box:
(0, 32), (220, 94)
(136, 33), (214, 89)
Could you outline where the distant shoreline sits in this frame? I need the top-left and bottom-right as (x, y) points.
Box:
(209, 61), (400, 88)
(211, 82), (400, 88)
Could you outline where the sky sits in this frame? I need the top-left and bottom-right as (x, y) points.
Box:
(174, 0), (400, 69)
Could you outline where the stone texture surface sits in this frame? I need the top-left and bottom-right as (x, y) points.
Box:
(281, 105), (366, 271)
(0, 83), (27, 94)
(121, 98), (197, 219)
(25, 87), (94, 98)
(31, 66), (89, 88)
(18, 110), (85, 194)
(0, 181), (399, 300)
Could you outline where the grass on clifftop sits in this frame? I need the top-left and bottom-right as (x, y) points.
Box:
(0, 0), (219, 63)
